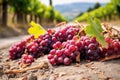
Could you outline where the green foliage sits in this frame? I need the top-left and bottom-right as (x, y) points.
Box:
(85, 17), (107, 47)
(47, 6), (54, 20)
(87, 7), (93, 12)
(0, 0), (2, 4)
(54, 11), (66, 22)
(94, 2), (101, 9)
(116, 3), (120, 13)
(9, 0), (31, 13)
(44, 10), (51, 19)
(75, 0), (120, 22)
(8, 0), (66, 22)
(87, 2), (101, 12)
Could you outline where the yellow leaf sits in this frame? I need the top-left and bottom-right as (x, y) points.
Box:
(28, 21), (46, 38)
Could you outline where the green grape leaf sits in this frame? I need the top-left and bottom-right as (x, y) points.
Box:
(85, 17), (107, 47)
(28, 21), (47, 38)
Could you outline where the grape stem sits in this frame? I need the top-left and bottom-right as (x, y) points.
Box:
(99, 54), (120, 62)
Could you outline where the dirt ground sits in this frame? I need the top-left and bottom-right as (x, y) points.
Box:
(0, 48), (120, 80)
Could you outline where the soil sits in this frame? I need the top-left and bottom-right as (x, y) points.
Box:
(0, 25), (28, 38)
(0, 48), (120, 80)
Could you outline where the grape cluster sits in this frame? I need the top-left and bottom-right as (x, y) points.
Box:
(26, 33), (53, 58)
(101, 37), (120, 58)
(79, 36), (101, 61)
(9, 24), (120, 66)
(26, 41), (41, 58)
(24, 35), (35, 43)
(48, 40), (79, 66)
(19, 54), (34, 64)
(9, 41), (26, 60)
(37, 33), (52, 54)
(9, 35), (35, 60)
(52, 26), (79, 42)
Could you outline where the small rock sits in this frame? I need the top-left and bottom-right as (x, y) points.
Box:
(28, 74), (37, 80)
(58, 72), (66, 77)
(41, 61), (49, 69)
(0, 65), (3, 76)
(49, 76), (55, 80)
(98, 71), (107, 79)
(90, 66), (98, 70)
(39, 69), (45, 75)
(1, 75), (8, 80)
(0, 65), (3, 70)
(74, 63), (80, 67)
(85, 62), (94, 68)
(5, 58), (9, 62)
(49, 69), (54, 74)
(31, 69), (38, 73)
(8, 74), (16, 78)
(106, 77), (113, 80)
(38, 76), (49, 80)
(17, 76), (27, 80)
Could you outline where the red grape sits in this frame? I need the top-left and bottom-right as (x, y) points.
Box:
(64, 57), (71, 65)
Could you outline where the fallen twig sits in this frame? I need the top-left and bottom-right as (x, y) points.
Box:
(100, 54), (120, 62)
(4, 62), (49, 74)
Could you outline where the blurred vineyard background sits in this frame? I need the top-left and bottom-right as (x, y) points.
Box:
(74, 0), (120, 22)
(0, 0), (66, 38)
(0, 0), (120, 38)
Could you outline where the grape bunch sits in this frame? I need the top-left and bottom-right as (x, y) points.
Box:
(9, 24), (120, 66)
(26, 41), (41, 58)
(48, 40), (79, 66)
(37, 33), (52, 54)
(9, 41), (26, 60)
(25, 33), (53, 58)
(52, 26), (79, 42)
(19, 54), (34, 64)
(79, 36), (101, 61)
(9, 35), (35, 60)
(24, 35), (35, 43)
(101, 37), (120, 58)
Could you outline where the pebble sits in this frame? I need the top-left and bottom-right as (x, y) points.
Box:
(49, 76), (55, 80)
(28, 74), (37, 80)
(0, 65), (3, 76)
(0, 65), (3, 70)
(8, 74), (16, 78)
(38, 76), (49, 80)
